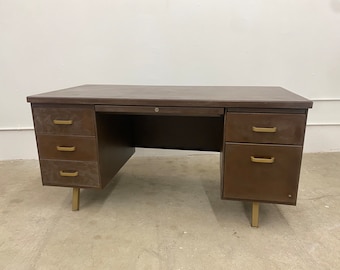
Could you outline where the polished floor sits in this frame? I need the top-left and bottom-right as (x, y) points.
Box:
(0, 152), (339, 270)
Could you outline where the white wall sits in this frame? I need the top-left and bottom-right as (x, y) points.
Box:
(1, 0), (340, 159)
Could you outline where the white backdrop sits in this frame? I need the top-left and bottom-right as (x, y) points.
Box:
(1, 0), (340, 159)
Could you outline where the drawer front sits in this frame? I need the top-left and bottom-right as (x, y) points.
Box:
(225, 112), (306, 145)
(37, 135), (97, 161)
(32, 105), (96, 136)
(96, 105), (224, 116)
(223, 143), (303, 204)
(40, 160), (100, 188)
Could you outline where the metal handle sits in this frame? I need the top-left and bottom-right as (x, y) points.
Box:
(59, 170), (79, 177)
(56, 146), (76, 152)
(250, 156), (275, 164)
(252, 126), (277, 133)
(53, 119), (73, 125)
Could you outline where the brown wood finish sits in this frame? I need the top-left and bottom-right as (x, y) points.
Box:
(223, 143), (303, 204)
(227, 108), (307, 114)
(96, 105), (224, 116)
(96, 113), (135, 188)
(225, 112), (307, 145)
(39, 160), (100, 188)
(27, 85), (313, 223)
(32, 104), (101, 189)
(32, 104), (96, 136)
(36, 135), (97, 161)
(132, 115), (224, 151)
(27, 85), (313, 109)
(219, 112), (228, 198)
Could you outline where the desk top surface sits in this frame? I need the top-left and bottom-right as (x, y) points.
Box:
(27, 85), (313, 109)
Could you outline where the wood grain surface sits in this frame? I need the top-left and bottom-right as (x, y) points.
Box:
(27, 85), (313, 109)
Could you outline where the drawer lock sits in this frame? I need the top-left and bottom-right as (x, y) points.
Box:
(250, 156), (275, 164)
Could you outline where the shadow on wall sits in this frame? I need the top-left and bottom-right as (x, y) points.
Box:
(330, 0), (340, 12)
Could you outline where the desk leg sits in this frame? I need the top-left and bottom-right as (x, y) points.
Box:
(251, 202), (259, 227)
(72, 188), (80, 211)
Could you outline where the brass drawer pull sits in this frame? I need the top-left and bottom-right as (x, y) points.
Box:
(251, 156), (275, 164)
(252, 126), (277, 133)
(56, 146), (76, 152)
(59, 170), (79, 177)
(53, 119), (73, 125)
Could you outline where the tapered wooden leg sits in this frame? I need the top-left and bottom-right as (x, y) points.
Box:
(251, 202), (259, 227)
(72, 188), (80, 211)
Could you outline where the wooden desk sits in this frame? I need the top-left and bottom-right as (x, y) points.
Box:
(27, 85), (313, 227)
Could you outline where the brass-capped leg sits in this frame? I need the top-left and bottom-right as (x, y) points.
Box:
(251, 202), (259, 227)
(72, 188), (80, 211)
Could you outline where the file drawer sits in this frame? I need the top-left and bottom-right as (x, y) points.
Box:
(223, 142), (303, 204)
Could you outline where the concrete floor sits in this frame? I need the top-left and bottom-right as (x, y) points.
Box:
(0, 152), (339, 270)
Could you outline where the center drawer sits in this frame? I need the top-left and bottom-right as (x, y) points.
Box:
(225, 112), (306, 145)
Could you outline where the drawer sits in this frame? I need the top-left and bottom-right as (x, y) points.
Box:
(36, 135), (97, 161)
(223, 143), (303, 204)
(32, 105), (96, 136)
(96, 105), (224, 116)
(225, 112), (306, 145)
(39, 160), (100, 188)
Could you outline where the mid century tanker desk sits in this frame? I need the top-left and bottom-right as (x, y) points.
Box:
(27, 85), (313, 227)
